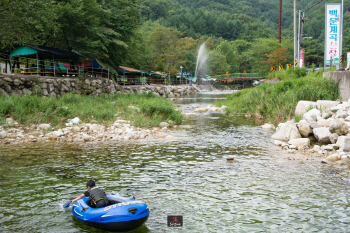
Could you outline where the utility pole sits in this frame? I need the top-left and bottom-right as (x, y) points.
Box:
(294, 0), (297, 68)
(278, 0), (282, 43)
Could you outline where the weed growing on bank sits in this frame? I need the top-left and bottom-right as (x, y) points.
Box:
(0, 92), (183, 128)
(216, 71), (340, 124)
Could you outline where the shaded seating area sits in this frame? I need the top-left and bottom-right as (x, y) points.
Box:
(9, 45), (81, 76)
(7, 45), (114, 78)
(117, 66), (151, 85)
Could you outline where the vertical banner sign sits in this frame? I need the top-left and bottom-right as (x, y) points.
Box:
(347, 52), (350, 69)
(325, 3), (342, 66)
(299, 49), (305, 67)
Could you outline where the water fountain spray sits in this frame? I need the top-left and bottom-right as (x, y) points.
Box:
(195, 43), (208, 85)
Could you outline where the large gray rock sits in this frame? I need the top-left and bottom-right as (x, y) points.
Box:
(303, 108), (321, 122)
(271, 121), (302, 142)
(329, 118), (349, 135)
(288, 138), (310, 148)
(317, 100), (340, 112)
(295, 101), (317, 115)
(336, 136), (350, 152)
(313, 127), (332, 144)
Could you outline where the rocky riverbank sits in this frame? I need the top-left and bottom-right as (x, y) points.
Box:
(0, 104), (226, 146)
(264, 100), (350, 164)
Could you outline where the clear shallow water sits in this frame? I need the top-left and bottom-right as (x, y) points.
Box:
(1, 93), (350, 232)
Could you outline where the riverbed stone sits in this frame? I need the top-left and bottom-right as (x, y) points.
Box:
(0, 131), (7, 139)
(38, 124), (51, 130)
(89, 124), (104, 132)
(313, 127), (332, 144)
(159, 122), (170, 128)
(329, 118), (349, 135)
(273, 140), (283, 146)
(288, 138), (310, 148)
(295, 101), (317, 115)
(261, 123), (275, 130)
(194, 107), (208, 113)
(326, 153), (341, 162)
(271, 121), (301, 142)
(336, 136), (350, 152)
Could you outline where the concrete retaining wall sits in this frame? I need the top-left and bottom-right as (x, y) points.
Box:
(0, 74), (197, 98)
(323, 71), (350, 101)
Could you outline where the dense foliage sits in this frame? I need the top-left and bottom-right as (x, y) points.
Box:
(216, 71), (340, 123)
(0, 93), (183, 127)
(0, 0), (348, 76)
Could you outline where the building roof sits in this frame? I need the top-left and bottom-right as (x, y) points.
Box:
(10, 45), (82, 60)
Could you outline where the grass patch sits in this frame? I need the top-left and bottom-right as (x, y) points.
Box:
(216, 71), (340, 124)
(0, 92), (183, 128)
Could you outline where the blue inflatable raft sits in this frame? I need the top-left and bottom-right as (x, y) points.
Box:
(72, 194), (149, 232)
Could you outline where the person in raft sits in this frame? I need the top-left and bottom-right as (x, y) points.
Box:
(71, 180), (110, 208)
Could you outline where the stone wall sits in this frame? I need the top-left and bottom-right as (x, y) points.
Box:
(323, 71), (350, 101)
(0, 74), (197, 98)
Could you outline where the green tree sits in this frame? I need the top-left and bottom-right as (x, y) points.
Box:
(216, 41), (239, 73)
(0, 0), (59, 53)
(208, 50), (230, 76)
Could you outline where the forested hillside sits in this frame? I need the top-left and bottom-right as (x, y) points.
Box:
(0, 0), (348, 76)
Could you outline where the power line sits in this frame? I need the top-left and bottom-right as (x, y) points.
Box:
(304, 0), (329, 17)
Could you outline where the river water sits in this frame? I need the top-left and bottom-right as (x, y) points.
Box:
(1, 92), (350, 233)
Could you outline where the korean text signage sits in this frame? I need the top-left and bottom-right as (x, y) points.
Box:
(325, 3), (342, 66)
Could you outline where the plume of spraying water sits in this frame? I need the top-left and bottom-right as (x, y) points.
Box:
(195, 43), (209, 82)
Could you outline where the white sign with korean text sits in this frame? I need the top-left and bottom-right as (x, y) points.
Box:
(325, 4), (342, 65)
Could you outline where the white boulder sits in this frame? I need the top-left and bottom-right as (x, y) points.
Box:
(313, 127), (332, 144)
(316, 100), (339, 112)
(336, 136), (350, 152)
(329, 118), (349, 135)
(330, 133), (339, 144)
(288, 138), (310, 148)
(303, 108), (321, 122)
(271, 121), (301, 142)
(295, 101), (317, 115)
(318, 119), (332, 127)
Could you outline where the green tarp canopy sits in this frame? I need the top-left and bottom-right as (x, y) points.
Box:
(10, 45), (81, 60)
